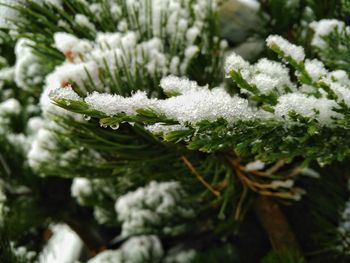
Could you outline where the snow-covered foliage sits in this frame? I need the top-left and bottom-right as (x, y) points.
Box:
(0, 0), (21, 28)
(5, 0), (350, 262)
(88, 235), (198, 263)
(11, 245), (37, 263)
(38, 224), (83, 263)
(266, 35), (305, 62)
(27, 122), (104, 176)
(0, 98), (20, 116)
(309, 18), (350, 74)
(0, 98), (22, 136)
(71, 177), (93, 204)
(14, 39), (45, 91)
(88, 235), (163, 263)
(50, 31), (350, 167)
(50, 76), (271, 128)
(40, 0), (225, 109)
(226, 36), (350, 126)
(310, 19), (346, 49)
(51, 34), (350, 133)
(337, 199), (350, 255)
(27, 126), (59, 171)
(70, 176), (121, 224)
(115, 181), (194, 237)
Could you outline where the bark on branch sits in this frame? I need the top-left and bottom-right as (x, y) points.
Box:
(64, 216), (105, 255)
(254, 196), (302, 254)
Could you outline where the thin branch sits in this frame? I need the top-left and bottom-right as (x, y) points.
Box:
(181, 156), (221, 197)
(63, 215), (106, 256)
(234, 184), (248, 221)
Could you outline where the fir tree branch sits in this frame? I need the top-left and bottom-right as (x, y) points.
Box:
(63, 214), (106, 256)
(254, 196), (302, 254)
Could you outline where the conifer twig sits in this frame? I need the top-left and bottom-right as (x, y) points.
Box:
(226, 156), (302, 253)
(181, 156), (221, 197)
(234, 184), (248, 221)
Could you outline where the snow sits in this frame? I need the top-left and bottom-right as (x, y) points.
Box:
(45, 0), (62, 8)
(71, 177), (92, 204)
(7, 133), (30, 153)
(274, 93), (340, 125)
(237, 0), (260, 12)
(186, 27), (200, 43)
(0, 98), (21, 115)
(93, 206), (111, 225)
(310, 19), (345, 49)
(115, 181), (194, 237)
(0, 66), (15, 83)
(304, 59), (327, 81)
(160, 75), (204, 95)
(122, 235), (163, 262)
(50, 31), (170, 92)
(14, 38), (44, 90)
(169, 56), (180, 74)
(225, 52), (250, 76)
(329, 70), (350, 86)
(54, 32), (92, 61)
(225, 53), (296, 95)
(270, 179), (294, 189)
(85, 90), (156, 117)
(145, 123), (186, 135)
(249, 73), (279, 94)
(245, 160), (265, 172)
(75, 14), (96, 31)
(253, 58), (295, 93)
(337, 200), (350, 255)
(39, 224), (83, 263)
(51, 76), (271, 127)
(325, 81), (350, 106)
(157, 87), (269, 125)
(88, 250), (122, 263)
(0, 0), (20, 28)
(300, 167), (320, 178)
(49, 85), (82, 102)
(266, 35), (305, 63)
(40, 0), (224, 123)
(27, 127), (58, 171)
(12, 246), (36, 262)
(50, 62), (101, 92)
(27, 117), (44, 134)
(184, 45), (199, 59)
(88, 235), (163, 263)
(40, 73), (84, 119)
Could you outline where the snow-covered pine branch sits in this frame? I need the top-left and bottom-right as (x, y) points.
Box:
(310, 19), (350, 73)
(50, 34), (350, 165)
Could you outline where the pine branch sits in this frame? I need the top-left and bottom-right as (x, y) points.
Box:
(63, 216), (105, 255)
(254, 196), (302, 254)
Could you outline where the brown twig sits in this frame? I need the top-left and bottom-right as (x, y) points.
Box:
(226, 155), (302, 254)
(234, 184), (248, 221)
(266, 160), (286, 175)
(181, 156), (221, 197)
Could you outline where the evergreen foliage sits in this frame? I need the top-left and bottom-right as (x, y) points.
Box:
(1, 0), (350, 262)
